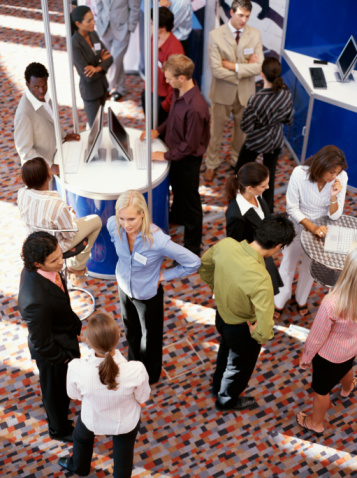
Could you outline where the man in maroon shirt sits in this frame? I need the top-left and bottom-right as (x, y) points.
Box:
(141, 54), (210, 255)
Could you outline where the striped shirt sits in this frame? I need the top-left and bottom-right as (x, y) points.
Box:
(170, 0), (192, 41)
(67, 349), (150, 435)
(17, 188), (77, 251)
(301, 294), (357, 364)
(240, 87), (294, 153)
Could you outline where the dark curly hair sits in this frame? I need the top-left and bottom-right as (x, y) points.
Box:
(21, 231), (58, 272)
(24, 63), (49, 83)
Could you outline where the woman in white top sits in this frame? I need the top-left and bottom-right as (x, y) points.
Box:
(274, 145), (348, 319)
(58, 313), (150, 477)
(225, 162), (283, 294)
(297, 245), (357, 435)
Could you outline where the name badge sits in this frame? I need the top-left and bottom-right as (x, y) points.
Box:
(134, 252), (147, 265)
(94, 42), (101, 51)
(158, 60), (162, 68)
(244, 47), (254, 55)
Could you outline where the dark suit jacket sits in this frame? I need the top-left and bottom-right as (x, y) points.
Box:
(72, 30), (113, 101)
(18, 269), (82, 365)
(226, 195), (283, 295)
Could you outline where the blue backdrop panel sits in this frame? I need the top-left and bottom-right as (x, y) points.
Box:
(284, 0), (357, 62)
(282, 57), (309, 161)
(306, 101), (357, 182)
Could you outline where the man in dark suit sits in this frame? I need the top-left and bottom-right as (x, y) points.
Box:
(18, 232), (82, 441)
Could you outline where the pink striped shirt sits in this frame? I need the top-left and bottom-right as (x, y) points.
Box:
(301, 294), (357, 364)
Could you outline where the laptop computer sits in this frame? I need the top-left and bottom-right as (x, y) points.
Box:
(324, 225), (357, 254)
(108, 107), (150, 169)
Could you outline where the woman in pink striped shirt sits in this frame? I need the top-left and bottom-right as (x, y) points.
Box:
(297, 245), (357, 435)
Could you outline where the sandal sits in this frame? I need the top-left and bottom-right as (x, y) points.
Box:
(274, 307), (283, 320)
(297, 303), (309, 317)
(340, 377), (357, 399)
(296, 411), (324, 436)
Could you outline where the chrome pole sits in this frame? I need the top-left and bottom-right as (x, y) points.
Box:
(63, 0), (79, 134)
(41, 0), (66, 199)
(144, 0), (153, 218)
(152, 0), (159, 130)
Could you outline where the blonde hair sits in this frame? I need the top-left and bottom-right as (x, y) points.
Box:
(115, 190), (155, 248)
(86, 313), (120, 390)
(329, 242), (357, 322)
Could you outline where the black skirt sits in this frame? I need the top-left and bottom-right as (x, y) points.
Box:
(311, 353), (355, 396)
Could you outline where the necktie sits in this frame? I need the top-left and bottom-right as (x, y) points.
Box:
(235, 30), (240, 44)
(55, 272), (65, 292)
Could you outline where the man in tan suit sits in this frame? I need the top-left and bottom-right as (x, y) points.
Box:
(204, 0), (263, 181)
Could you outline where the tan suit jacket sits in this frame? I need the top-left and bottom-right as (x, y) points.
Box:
(14, 93), (58, 165)
(208, 23), (264, 107)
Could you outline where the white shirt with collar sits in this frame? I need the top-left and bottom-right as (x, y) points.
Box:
(236, 192), (265, 219)
(25, 89), (53, 119)
(286, 165), (348, 225)
(67, 349), (150, 435)
(228, 20), (243, 74)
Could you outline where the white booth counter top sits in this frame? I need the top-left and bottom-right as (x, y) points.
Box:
(56, 127), (169, 200)
(283, 49), (357, 112)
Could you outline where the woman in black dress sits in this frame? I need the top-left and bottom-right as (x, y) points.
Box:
(226, 162), (283, 294)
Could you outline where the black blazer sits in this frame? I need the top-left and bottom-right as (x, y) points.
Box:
(226, 195), (283, 295)
(72, 30), (113, 101)
(18, 269), (82, 365)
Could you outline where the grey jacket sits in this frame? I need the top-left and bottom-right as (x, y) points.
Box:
(72, 30), (113, 101)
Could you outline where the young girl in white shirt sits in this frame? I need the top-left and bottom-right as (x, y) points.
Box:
(59, 313), (150, 477)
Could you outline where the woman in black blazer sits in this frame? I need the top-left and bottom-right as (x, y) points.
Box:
(225, 162), (283, 295)
(71, 6), (113, 126)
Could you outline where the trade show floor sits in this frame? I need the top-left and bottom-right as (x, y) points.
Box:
(1, 1), (357, 477)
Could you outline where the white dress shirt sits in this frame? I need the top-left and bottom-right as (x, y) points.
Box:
(67, 349), (150, 435)
(236, 192), (265, 219)
(25, 89), (53, 120)
(286, 166), (348, 226)
(228, 20), (243, 74)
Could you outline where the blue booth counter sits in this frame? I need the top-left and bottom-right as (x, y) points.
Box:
(282, 50), (357, 188)
(55, 127), (169, 279)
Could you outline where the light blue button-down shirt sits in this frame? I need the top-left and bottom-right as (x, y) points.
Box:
(107, 216), (201, 300)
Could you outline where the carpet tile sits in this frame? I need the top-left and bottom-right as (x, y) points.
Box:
(1, 1), (357, 477)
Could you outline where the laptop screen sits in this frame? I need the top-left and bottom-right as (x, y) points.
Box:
(108, 108), (132, 161)
(336, 35), (357, 81)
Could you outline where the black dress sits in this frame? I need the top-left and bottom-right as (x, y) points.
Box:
(226, 195), (283, 295)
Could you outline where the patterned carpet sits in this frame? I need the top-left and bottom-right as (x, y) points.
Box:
(1, 1), (357, 477)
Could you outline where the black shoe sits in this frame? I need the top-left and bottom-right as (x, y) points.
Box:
(58, 457), (89, 476)
(111, 92), (124, 102)
(50, 430), (74, 442)
(215, 396), (257, 411)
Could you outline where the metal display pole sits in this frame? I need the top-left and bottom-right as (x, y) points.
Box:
(144, 0), (153, 218)
(63, 0), (79, 134)
(41, 0), (66, 199)
(152, 0), (159, 130)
